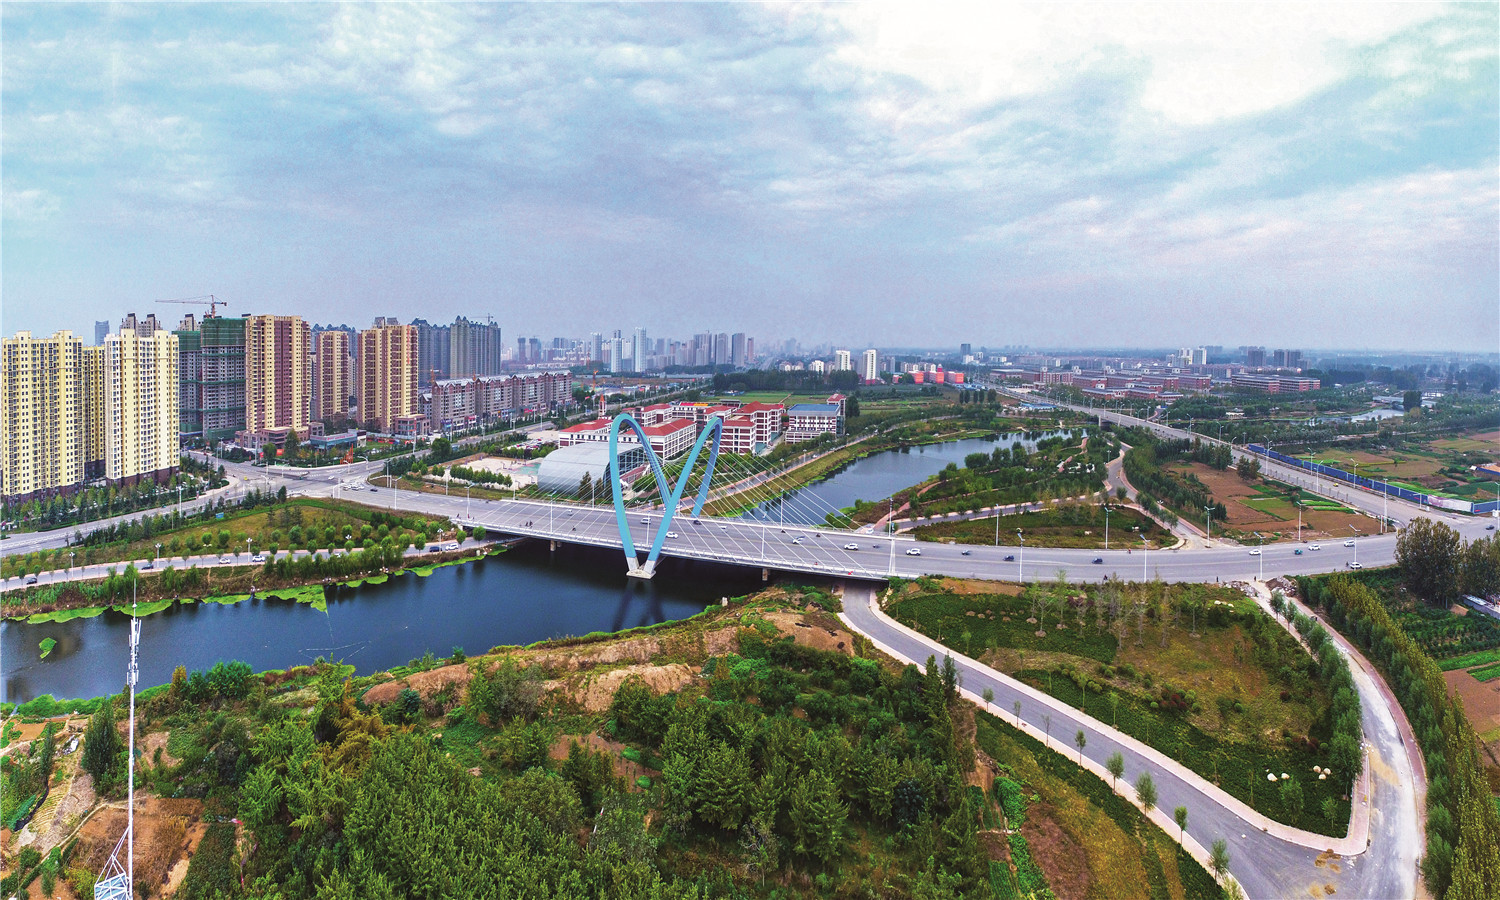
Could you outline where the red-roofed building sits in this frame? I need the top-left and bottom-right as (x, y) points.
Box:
(826, 393), (847, 417)
(718, 415), (756, 454)
(558, 416), (696, 458)
(737, 402), (785, 448)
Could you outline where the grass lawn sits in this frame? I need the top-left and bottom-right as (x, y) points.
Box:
(888, 577), (1346, 835)
(975, 714), (1226, 900)
(911, 505), (1168, 549)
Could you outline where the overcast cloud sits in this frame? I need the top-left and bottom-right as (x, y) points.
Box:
(2, 2), (1495, 351)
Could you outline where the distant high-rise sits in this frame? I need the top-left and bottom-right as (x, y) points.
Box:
(246, 315), (312, 435)
(314, 330), (352, 423)
(1, 330), (104, 501)
(120, 312), (163, 337)
(834, 349), (852, 372)
(103, 328), (178, 486)
(745, 337), (754, 365)
(731, 333), (747, 367)
(450, 317), (502, 377)
(1272, 349), (1303, 369)
(94, 320), (109, 346)
(960, 343), (972, 358)
(633, 327), (649, 373)
(412, 318), (451, 387)
(175, 317), (203, 441)
(861, 349), (879, 382)
(1245, 346), (1267, 368)
(589, 332), (603, 364)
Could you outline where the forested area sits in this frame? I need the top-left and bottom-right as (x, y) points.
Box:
(1298, 575), (1500, 899)
(64, 603), (1015, 898)
(1120, 430), (1230, 525)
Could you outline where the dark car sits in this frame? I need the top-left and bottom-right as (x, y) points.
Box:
(1092, 557), (1103, 564)
(1004, 555), (1015, 562)
(961, 549), (971, 556)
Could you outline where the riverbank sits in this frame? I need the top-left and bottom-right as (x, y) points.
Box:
(1, 543), (499, 623)
(702, 423), (1013, 517)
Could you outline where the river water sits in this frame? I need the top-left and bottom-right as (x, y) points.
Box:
(2, 431), (1070, 703)
(744, 431), (1071, 526)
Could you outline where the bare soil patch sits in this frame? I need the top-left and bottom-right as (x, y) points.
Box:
(563, 663), (698, 712)
(762, 610), (855, 655)
(1021, 802), (1092, 900)
(363, 662), (472, 706)
(74, 796), (206, 899)
(1444, 669), (1500, 741)
(1171, 462), (1368, 541)
(942, 577), (1025, 597)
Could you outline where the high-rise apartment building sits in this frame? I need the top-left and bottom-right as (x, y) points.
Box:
(450, 316), (503, 377)
(1244, 346), (1267, 368)
(861, 349), (879, 382)
(356, 322), (418, 433)
(198, 316), (248, 442)
(834, 349), (852, 372)
(103, 329), (178, 487)
(175, 316), (203, 441)
(413, 318), (451, 387)
(714, 333), (729, 366)
(314, 330), (352, 424)
(245, 315), (312, 435)
(94, 321), (109, 346)
(633, 327), (649, 373)
(731, 333), (747, 367)
(1, 331), (103, 501)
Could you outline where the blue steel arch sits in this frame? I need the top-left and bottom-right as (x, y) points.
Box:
(608, 413), (724, 575)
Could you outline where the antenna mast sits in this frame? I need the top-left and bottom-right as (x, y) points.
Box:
(94, 588), (139, 900)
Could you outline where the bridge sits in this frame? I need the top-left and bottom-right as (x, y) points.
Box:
(392, 412), (1421, 585)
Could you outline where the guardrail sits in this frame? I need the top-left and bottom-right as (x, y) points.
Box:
(1247, 444), (1496, 515)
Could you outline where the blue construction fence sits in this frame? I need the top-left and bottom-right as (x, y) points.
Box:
(1246, 444), (1500, 517)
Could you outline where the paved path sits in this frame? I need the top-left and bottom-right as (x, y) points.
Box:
(840, 580), (1418, 900)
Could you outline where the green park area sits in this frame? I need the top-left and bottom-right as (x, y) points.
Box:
(0, 498), (455, 582)
(910, 504), (1169, 549)
(887, 576), (1358, 835)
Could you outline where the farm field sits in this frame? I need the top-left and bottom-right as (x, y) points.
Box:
(1167, 462), (1370, 543)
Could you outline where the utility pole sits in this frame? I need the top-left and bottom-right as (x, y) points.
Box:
(1017, 530), (1024, 582)
(1204, 505), (1213, 541)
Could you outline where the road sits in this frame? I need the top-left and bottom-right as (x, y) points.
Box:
(841, 581), (1417, 900)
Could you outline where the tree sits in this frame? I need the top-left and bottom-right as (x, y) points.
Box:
(1237, 457), (1260, 482)
(1174, 805), (1188, 839)
(1395, 518), (1463, 605)
(1135, 772), (1157, 813)
(788, 768), (847, 865)
(1074, 729), (1087, 763)
(1462, 535), (1500, 599)
(263, 442), (276, 464)
(283, 429), (300, 460)
(430, 437), (453, 461)
(579, 470), (593, 499)
(82, 700), (122, 783)
(1280, 778), (1304, 818)
(1013, 700), (1022, 725)
(1210, 837), (1231, 879)
(981, 687), (994, 712)
(1106, 752), (1124, 788)
(1107, 692), (1121, 728)
(696, 743), (751, 832)
(1402, 390), (1422, 411)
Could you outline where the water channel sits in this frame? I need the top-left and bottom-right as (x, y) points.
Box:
(2, 430), (1071, 703)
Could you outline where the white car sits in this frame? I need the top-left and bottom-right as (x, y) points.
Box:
(1248, 549), (1261, 556)
(219, 556), (233, 564)
(252, 553), (266, 563)
(1343, 539), (1356, 547)
(665, 531), (678, 539)
(791, 537), (803, 544)
(906, 548), (922, 556)
(1308, 543), (1321, 551)
(844, 543), (859, 550)
(1347, 561), (1363, 569)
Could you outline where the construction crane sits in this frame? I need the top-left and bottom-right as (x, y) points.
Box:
(155, 295), (225, 318)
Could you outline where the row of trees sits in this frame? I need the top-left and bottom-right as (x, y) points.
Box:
(1298, 575), (1500, 899)
(1121, 432), (1228, 523)
(1395, 518), (1500, 605)
(1268, 593), (1363, 796)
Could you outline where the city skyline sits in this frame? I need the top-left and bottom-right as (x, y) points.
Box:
(3, 4), (1497, 351)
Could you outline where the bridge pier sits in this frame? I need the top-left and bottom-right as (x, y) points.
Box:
(626, 567), (654, 581)
(762, 567), (770, 582)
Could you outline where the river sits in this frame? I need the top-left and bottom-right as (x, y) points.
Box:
(3, 430), (1072, 703)
(744, 431), (1072, 526)
(1, 542), (763, 704)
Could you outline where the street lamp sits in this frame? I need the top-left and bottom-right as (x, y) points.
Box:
(1349, 525), (1360, 566)
(69, 551), (76, 572)
(1016, 530), (1024, 582)
(1255, 532), (1264, 581)
(1103, 504), (1111, 550)
(1204, 505), (1213, 541)
(155, 542), (162, 563)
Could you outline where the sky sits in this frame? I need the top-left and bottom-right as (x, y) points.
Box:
(3, 2), (1496, 352)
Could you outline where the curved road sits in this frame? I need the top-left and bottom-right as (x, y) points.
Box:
(841, 581), (1418, 900)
